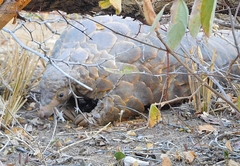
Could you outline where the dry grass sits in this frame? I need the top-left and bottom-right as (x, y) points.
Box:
(0, 12), (67, 126)
(188, 47), (217, 113)
(0, 39), (39, 126)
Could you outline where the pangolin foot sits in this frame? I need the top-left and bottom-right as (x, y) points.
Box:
(74, 96), (125, 126)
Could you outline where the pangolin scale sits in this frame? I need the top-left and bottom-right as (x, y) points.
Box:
(39, 15), (240, 126)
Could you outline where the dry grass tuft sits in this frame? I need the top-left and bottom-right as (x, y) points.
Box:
(0, 39), (39, 126)
(188, 47), (217, 113)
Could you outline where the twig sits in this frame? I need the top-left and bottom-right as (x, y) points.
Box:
(0, 131), (10, 152)
(155, 31), (240, 114)
(58, 122), (111, 152)
(2, 28), (93, 91)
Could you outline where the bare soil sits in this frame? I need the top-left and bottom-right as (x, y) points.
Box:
(0, 104), (240, 166)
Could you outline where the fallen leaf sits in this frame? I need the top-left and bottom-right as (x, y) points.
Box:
(146, 142), (153, 149)
(127, 130), (137, 137)
(200, 112), (221, 125)
(26, 102), (37, 111)
(64, 138), (73, 145)
(56, 140), (62, 147)
(161, 154), (172, 166)
(147, 104), (162, 127)
(5, 127), (31, 139)
(226, 140), (233, 152)
(175, 151), (182, 161)
(198, 124), (216, 133)
(183, 151), (196, 163)
(122, 138), (133, 144)
(228, 159), (240, 166)
(134, 146), (143, 151)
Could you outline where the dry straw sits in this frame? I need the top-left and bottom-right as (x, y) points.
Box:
(0, 37), (39, 125)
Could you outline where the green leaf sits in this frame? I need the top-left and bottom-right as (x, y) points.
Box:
(114, 152), (125, 161)
(170, 0), (188, 25)
(167, 21), (186, 50)
(223, 150), (229, 160)
(99, 0), (122, 14)
(189, 0), (202, 38)
(99, 0), (112, 9)
(121, 66), (138, 74)
(167, 0), (188, 50)
(103, 65), (139, 74)
(201, 0), (217, 37)
(148, 3), (169, 35)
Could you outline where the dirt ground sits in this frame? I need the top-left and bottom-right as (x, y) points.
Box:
(0, 13), (240, 166)
(0, 103), (240, 166)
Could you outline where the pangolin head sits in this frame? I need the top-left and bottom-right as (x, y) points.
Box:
(39, 65), (72, 118)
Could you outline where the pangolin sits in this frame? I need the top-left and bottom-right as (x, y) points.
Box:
(39, 15), (240, 126)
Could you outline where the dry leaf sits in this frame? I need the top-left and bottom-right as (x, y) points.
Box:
(228, 159), (240, 166)
(147, 104), (162, 127)
(64, 138), (73, 145)
(198, 124), (216, 133)
(56, 140), (62, 147)
(5, 127), (30, 139)
(0, 0), (3, 5)
(96, 23), (104, 30)
(161, 154), (172, 166)
(134, 146), (143, 151)
(146, 142), (153, 149)
(143, 0), (157, 25)
(109, 0), (122, 14)
(26, 102), (37, 111)
(175, 151), (182, 161)
(127, 130), (137, 137)
(226, 140), (233, 152)
(183, 151), (196, 163)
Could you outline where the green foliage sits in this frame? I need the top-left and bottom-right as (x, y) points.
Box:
(162, 0), (218, 50)
(149, 3), (169, 35)
(223, 150), (229, 160)
(114, 151), (125, 161)
(103, 65), (139, 74)
(148, 104), (161, 127)
(201, 0), (217, 37)
(99, 0), (112, 9)
(99, 0), (122, 14)
(167, 0), (188, 50)
(189, 0), (202, 38)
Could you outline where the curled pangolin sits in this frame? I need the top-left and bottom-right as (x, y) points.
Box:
(39, 15), (240, 126)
